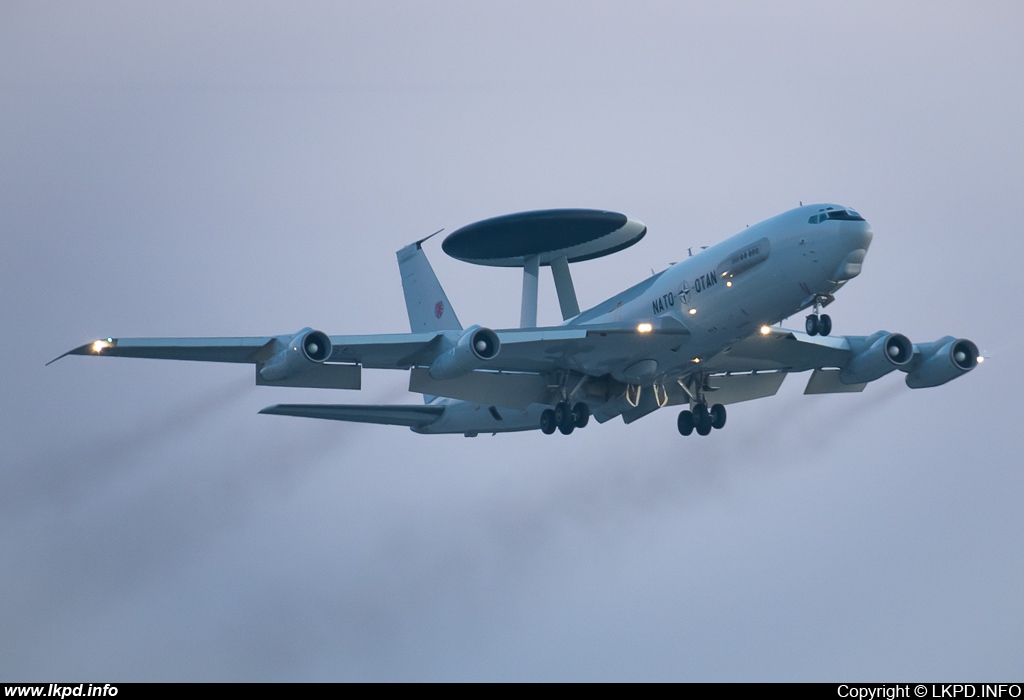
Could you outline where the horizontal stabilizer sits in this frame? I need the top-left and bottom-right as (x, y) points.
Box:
(259, 403), (444, 427)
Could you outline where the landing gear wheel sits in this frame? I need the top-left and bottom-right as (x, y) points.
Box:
(693, 403), (709, 423)
(540, 409), (556, 435)
(710, 403), (727, 430)
(694, 404), (713, 436)
(818, 314), (832, 337)
(805, 314), (819, 336)
(572, 402), (590, 429)
(555, 401), (576, 435)
(677, 410), (695, 436)
(553, 401), (570, 427)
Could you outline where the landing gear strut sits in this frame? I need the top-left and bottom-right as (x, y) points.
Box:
(805, 295), (833, 337)
(541, 401), (590, 436)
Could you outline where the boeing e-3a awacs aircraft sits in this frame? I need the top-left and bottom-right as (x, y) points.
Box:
(52, 205), (981, 437)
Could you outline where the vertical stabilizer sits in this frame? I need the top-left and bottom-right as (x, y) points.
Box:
(397, 240), (463, 333)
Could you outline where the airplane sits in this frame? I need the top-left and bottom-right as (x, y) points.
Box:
(51, 204), (981, 438)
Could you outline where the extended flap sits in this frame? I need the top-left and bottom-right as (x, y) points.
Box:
(409, 368), (549, 410)
(804, 368), (866, 394)
(255, 363), (361, 390)
(706, 371), (788, 405)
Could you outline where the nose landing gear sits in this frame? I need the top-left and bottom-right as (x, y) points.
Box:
(805, 294), (833, 336)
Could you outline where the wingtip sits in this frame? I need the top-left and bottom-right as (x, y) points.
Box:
(47, 338), (117, 366)
(46, 343), (92, 366)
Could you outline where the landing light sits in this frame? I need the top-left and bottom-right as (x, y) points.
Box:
(636, 322), (653, 334)
(91, 339), (111, 353)
(726, 281), (733, 287)
(688, 308), (697, 315)
(759, 325), (771, 335)
(692, 357), (701, 363)
(977, 356), (985, 363)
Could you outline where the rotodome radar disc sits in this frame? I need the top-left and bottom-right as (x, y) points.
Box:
(441, 209), (647, 267)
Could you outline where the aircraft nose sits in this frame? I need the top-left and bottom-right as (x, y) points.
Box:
(829, 221), (873, 281)
(829, 219), (872, 251)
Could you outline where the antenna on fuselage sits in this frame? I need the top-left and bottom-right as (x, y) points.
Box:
(414, 228), (444, 248)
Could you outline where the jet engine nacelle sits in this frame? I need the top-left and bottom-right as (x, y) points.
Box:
(903, 336), (979, 389)
(259, 328), (333, 381)
(428, 325), (501, 380)
(840, 331), (914, 385)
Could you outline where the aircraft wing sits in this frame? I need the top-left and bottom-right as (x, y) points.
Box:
(53, 322), (687, 371)
(49, 325), (885, 384)
(49, 336), (277, 365)
(701, 328), (855, 374)
(600, 328), (864, 425)
(468, 326), (679, 374)
(52, 332), (442, 368)
(696, 327), (937, 397)
(330, 322), (690, 374)
(326, 332), (447, 368)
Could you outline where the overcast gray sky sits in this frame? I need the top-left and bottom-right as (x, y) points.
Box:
(2, 1), (1022, 681)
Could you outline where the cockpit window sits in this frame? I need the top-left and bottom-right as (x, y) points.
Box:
(826, 210), (865, 221)
(808, 208), (865, 224)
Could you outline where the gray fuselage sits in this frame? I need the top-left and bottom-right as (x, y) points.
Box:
(417, 204), (873, 435)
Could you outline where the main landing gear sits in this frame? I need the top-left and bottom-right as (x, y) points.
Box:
(805, 295), (833, 337)
(677, 403), (726, 437)
(540, 401), (590, 436)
